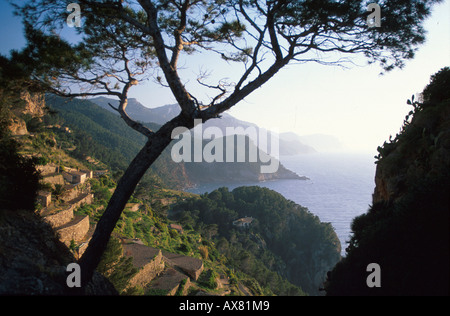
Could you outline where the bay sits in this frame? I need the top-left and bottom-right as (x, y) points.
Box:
(185, 152), (376, 256)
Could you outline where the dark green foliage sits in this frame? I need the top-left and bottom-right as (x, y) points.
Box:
(44, 94), (186, 188)
(90, 176), (114, 206)
(97, 237), (138, 294)
(171, 186), (341, 295)
(45, 94), (146, 169)
(198, 269), (219, 290)
(422, 66), (450, 105)
(375, 67), (450, 163)
(2, 24), (93, 95)
(9, 0), (444, 290)
(13, 0), (443, 75)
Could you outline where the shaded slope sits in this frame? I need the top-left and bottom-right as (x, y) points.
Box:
(325, 67), (450, 296)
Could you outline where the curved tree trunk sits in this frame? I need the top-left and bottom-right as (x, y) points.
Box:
(78, 115), (191, 288)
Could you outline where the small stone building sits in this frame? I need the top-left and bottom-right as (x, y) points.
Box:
(36, 191), (52, 208)
(232, 217), (254, 228)
(71, 171), (87, 184)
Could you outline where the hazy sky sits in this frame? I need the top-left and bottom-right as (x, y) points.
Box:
(1, 0), (449, 154)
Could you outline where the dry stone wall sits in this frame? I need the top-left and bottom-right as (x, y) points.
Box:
(56, 215), (90, 246)
(43, 206), (74, 228)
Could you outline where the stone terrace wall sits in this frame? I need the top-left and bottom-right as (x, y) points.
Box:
(43, 206), (74, 228)
(65, 193), (93, 211)
(42, 174), (65, 186)
(124, 243), (165, 289)
(162, 250), (204, 281)
(56, 215), (90, 246)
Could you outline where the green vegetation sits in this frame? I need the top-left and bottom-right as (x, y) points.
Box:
(97, 237), (138, 294)
(44, 95), (302, 189)
(69, 168), (271, 295)
(44, 95), (146, 171)
(45, 94), (188, 189)
(79, 176), (341, 296)
(170, 186), (341, 295)
(0, 74), (340, 296)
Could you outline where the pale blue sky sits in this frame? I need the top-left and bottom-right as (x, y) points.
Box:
(1, 0), (449, 153)
(232, 0), (450, 153)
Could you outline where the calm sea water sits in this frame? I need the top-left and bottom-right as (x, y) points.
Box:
(185, 152), (377, 256)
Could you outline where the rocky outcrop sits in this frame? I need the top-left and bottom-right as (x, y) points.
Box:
(15, 91), (45, 118)
(6, 91), (46, 136)
(8, 116), (28, 136)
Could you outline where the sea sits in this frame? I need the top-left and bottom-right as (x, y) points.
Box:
(185, 152), (377, 257)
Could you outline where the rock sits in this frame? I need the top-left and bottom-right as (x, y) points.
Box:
(15, 91), (45, 118)
(8, 116), (28, 136)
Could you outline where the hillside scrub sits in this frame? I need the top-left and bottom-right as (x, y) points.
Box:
(170, 186), (341, 295)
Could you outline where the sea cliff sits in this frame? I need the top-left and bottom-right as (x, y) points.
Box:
(325, 67), (450, 296)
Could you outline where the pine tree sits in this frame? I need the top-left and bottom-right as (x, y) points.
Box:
(11, 0), (444, 287)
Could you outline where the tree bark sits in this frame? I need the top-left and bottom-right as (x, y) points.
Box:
(78, 114), (191, 288)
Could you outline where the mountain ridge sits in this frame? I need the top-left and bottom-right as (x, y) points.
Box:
(46, 95), (307, 189)
(89, 96), (320, 156)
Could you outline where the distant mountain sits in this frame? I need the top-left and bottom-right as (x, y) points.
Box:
(297, 134), (343, 152)
(48, 95), (306, 188)
(278, 132), (317, 155)
(89, 97), (179, 124)
(89, 97), (317, 156)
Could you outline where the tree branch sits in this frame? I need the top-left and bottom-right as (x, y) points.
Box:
(170, 0), (189, 68)
(202, 56), (291, 120)
(116, 98), (155, 138)
(267, 7), (283, 61)
(107, 102), (119, 112)
(142, 0), (196, 117)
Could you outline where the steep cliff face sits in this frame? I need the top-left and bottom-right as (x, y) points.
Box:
(15, 91), (46, 118)
(5, 91), (46, 136)
(325, 67), (450, 296)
